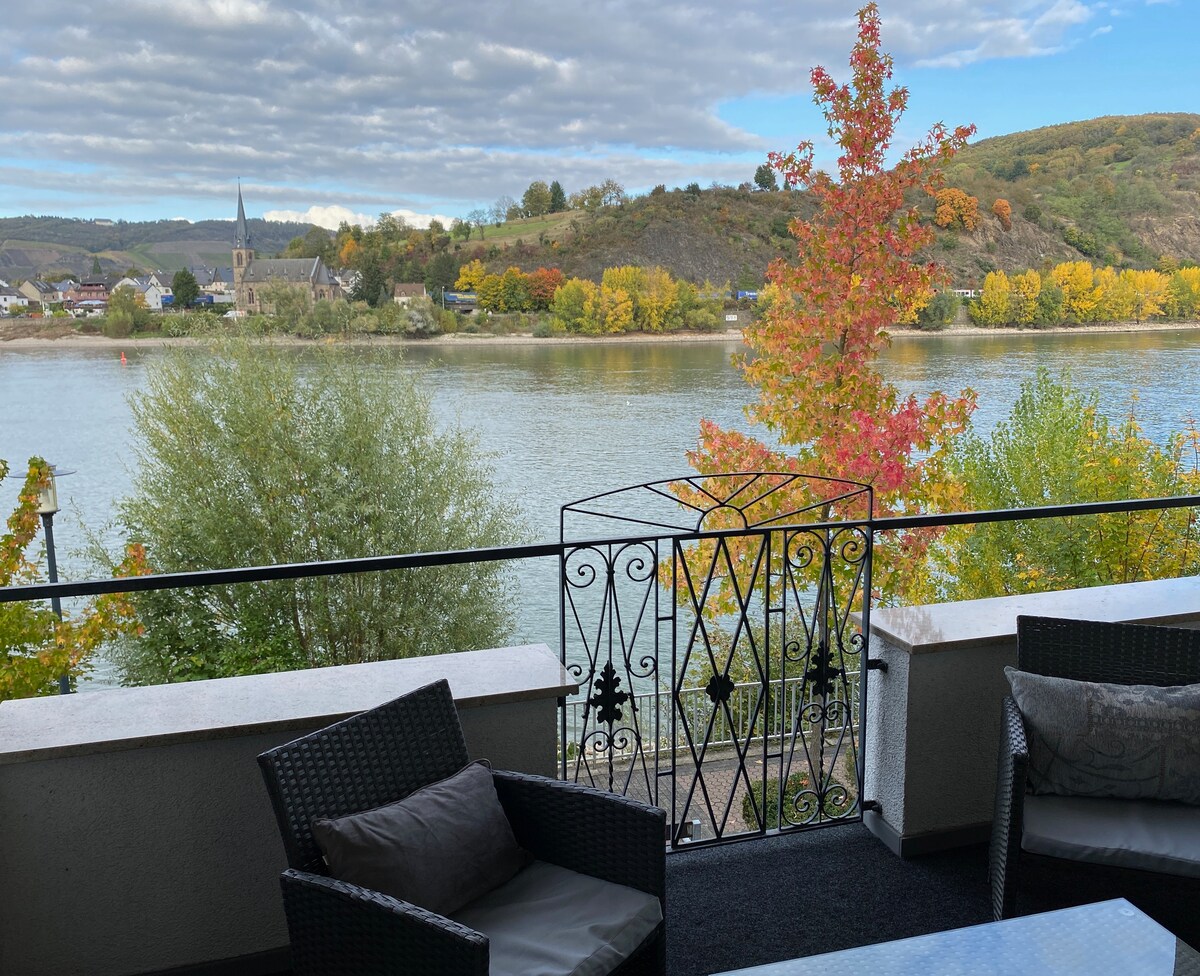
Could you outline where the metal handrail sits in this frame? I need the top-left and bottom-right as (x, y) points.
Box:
(2, 493), (1198, 604)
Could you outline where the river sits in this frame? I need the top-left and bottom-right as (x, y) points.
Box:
(2, 328), (1199, 683)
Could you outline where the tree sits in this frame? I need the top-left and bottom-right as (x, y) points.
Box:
(687, 2), (976, 602)
(449, 218), (472, 243)
(110, 339), (526, 684)
(934, 188), (980, 230)
(522, 181), (552, 218)
(549, 180), (567, 213)
(753, 164), (778, 192)
(172, 269), (200, 308)
(1, 458), (146, 701)
(455, 258), (488, 292)
(932, 370), (1200, 600)
(351, 252), (388, 307)
(424, 253), (459, 301)
(992, 198), (1012, 231)
(91, 256), (102, 275)
(466, 208), (489, 240)
(915, 290), (959, 329)
(492, 196), (516, 224)
(105, 285), (149, 337)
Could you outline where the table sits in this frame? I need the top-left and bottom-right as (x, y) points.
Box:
(714, 899), (1200, 975)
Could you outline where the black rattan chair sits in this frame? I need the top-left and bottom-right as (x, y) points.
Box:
(990, 614), (1200, 940)
(258, 679), (665, 976)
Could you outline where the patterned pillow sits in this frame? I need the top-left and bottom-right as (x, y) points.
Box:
(1005, 667), (1200, 805)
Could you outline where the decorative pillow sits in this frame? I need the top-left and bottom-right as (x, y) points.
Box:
(1005, 666), (1200, 805)
(311, 760), (528, 915)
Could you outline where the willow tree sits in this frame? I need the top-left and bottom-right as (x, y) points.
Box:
(111, 338), (526, 684)
(690, 3), (976, 603)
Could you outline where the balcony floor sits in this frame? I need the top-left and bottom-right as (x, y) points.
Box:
(665, 823), (991, 975)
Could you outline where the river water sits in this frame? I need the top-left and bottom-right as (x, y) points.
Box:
(2, 328), (1199, 682)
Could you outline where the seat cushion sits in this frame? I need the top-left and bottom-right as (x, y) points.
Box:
(311, 760), (527, 916)
(452, 860), (663, 976)
(1022, 794), (1200, 878)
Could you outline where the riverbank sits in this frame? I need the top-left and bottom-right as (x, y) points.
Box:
(3, 317), (1200, 350)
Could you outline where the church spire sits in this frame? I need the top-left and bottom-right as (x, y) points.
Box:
(235, 181), (250, 249)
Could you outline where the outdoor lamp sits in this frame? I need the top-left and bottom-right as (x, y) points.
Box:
(36, 466), (61, 515)
(37, 465), (74, 694)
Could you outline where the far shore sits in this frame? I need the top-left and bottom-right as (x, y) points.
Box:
(2, 317), (1200, 351)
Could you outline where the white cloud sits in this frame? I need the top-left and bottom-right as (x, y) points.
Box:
(0, 1), (1136, 218)
(264, 204), (455, 230)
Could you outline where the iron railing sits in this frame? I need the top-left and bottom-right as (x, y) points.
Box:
(2, 490), (1198, 849)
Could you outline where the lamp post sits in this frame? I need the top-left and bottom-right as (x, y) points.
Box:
(36, 465), (72, 695)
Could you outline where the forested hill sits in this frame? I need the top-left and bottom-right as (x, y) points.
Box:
(541, 113), (1200, 289)
(3, 113), (1199, 288)
(0, 216), (312, 281)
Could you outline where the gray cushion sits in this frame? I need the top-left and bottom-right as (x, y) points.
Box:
(1005, 666), (1200, 804)
(311, 760), (526, 916)
(1022, 794), (1200, 878)
(453, 860), (662, 976)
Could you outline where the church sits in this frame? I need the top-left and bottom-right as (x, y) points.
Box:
(233, 187), (340, 311)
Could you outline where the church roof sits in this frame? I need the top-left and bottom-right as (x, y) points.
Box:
(241, 257), (337, 286)
(235, 185), (250, 249)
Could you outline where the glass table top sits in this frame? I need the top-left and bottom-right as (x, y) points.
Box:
(715, 899), (1200, 975)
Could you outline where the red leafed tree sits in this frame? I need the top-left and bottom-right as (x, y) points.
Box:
(689, 3), (977, 602)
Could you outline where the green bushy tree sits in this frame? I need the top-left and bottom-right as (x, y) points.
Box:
(932, 370), (1200, 600)
(111, 338), (526, 684)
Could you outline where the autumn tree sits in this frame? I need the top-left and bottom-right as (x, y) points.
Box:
(992, 198), (1012, 231)
(688, 3), (976, 602)
(455, 258), (488, 292)
(1, 458), (147, 701)
(934, 187), (980, 230)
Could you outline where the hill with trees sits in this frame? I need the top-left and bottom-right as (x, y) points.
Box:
(3, 114), (1198, 292)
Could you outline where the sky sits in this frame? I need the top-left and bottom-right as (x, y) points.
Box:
(0, 0), (1195, 230)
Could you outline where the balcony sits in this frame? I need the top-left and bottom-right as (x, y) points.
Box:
(1, 496), (1198, 975)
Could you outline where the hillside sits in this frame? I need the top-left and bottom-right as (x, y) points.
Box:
(3, 114), (1199, 289)
(0, 216), (312, 281)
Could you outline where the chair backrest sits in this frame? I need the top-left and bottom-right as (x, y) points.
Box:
(257, 678), (471, 874)
(1016, 615), (1200, 687)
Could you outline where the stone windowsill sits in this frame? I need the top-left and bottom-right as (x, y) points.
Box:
(0, 643), (577, 766)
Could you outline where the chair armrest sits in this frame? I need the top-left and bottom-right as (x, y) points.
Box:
(492, 770), (666, 900)
(988, 695), (1030, 921)
(280, 868), (489, 976)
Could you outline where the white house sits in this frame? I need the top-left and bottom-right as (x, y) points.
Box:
(0, 287), (31, 314)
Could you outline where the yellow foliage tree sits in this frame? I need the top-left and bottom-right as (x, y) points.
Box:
(934, 187), (980, 230)
(1124, 269), (1169, 321)
(1168, 267), (1200, 318)
(1009, 270), (1042, 325)
(1050, 261), (1099, 322)
(455, 259), (487, 292)
(976, 271), (1011, 325)
(638, 266), (680, 333)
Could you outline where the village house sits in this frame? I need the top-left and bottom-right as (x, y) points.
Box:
(232, 188), (339, 312)
(0, 286), (30, 314)
(393, 283), (427, 305)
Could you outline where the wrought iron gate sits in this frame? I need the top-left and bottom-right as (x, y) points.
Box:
(559, 473), (873, 848)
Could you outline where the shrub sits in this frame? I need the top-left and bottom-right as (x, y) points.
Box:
(741, 771), (853, 827)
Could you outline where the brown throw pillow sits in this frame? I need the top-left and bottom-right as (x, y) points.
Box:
(1005, 666), (1200, 804)
(311, 760), (528, 915)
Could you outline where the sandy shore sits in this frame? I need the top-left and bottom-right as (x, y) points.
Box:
(2, 318), (1199, 351)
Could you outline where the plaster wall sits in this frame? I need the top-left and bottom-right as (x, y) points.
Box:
(862, 577), (1200, 854)
(0, 645), (573, 976)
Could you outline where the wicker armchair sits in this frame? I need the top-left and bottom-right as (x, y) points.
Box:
(258, 679), (666, 976)
(990, 615), (1200, 940)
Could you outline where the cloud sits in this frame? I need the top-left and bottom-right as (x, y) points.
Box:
(264, 204), (455, 230)
(0, 1), (1129, 219)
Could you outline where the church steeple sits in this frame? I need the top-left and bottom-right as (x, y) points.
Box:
(235, 182), (250, 249)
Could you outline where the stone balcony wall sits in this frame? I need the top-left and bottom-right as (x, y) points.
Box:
(861, 576), (1200, 856)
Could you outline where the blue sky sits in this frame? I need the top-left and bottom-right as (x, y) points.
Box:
(0, 0), (1193, 229)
